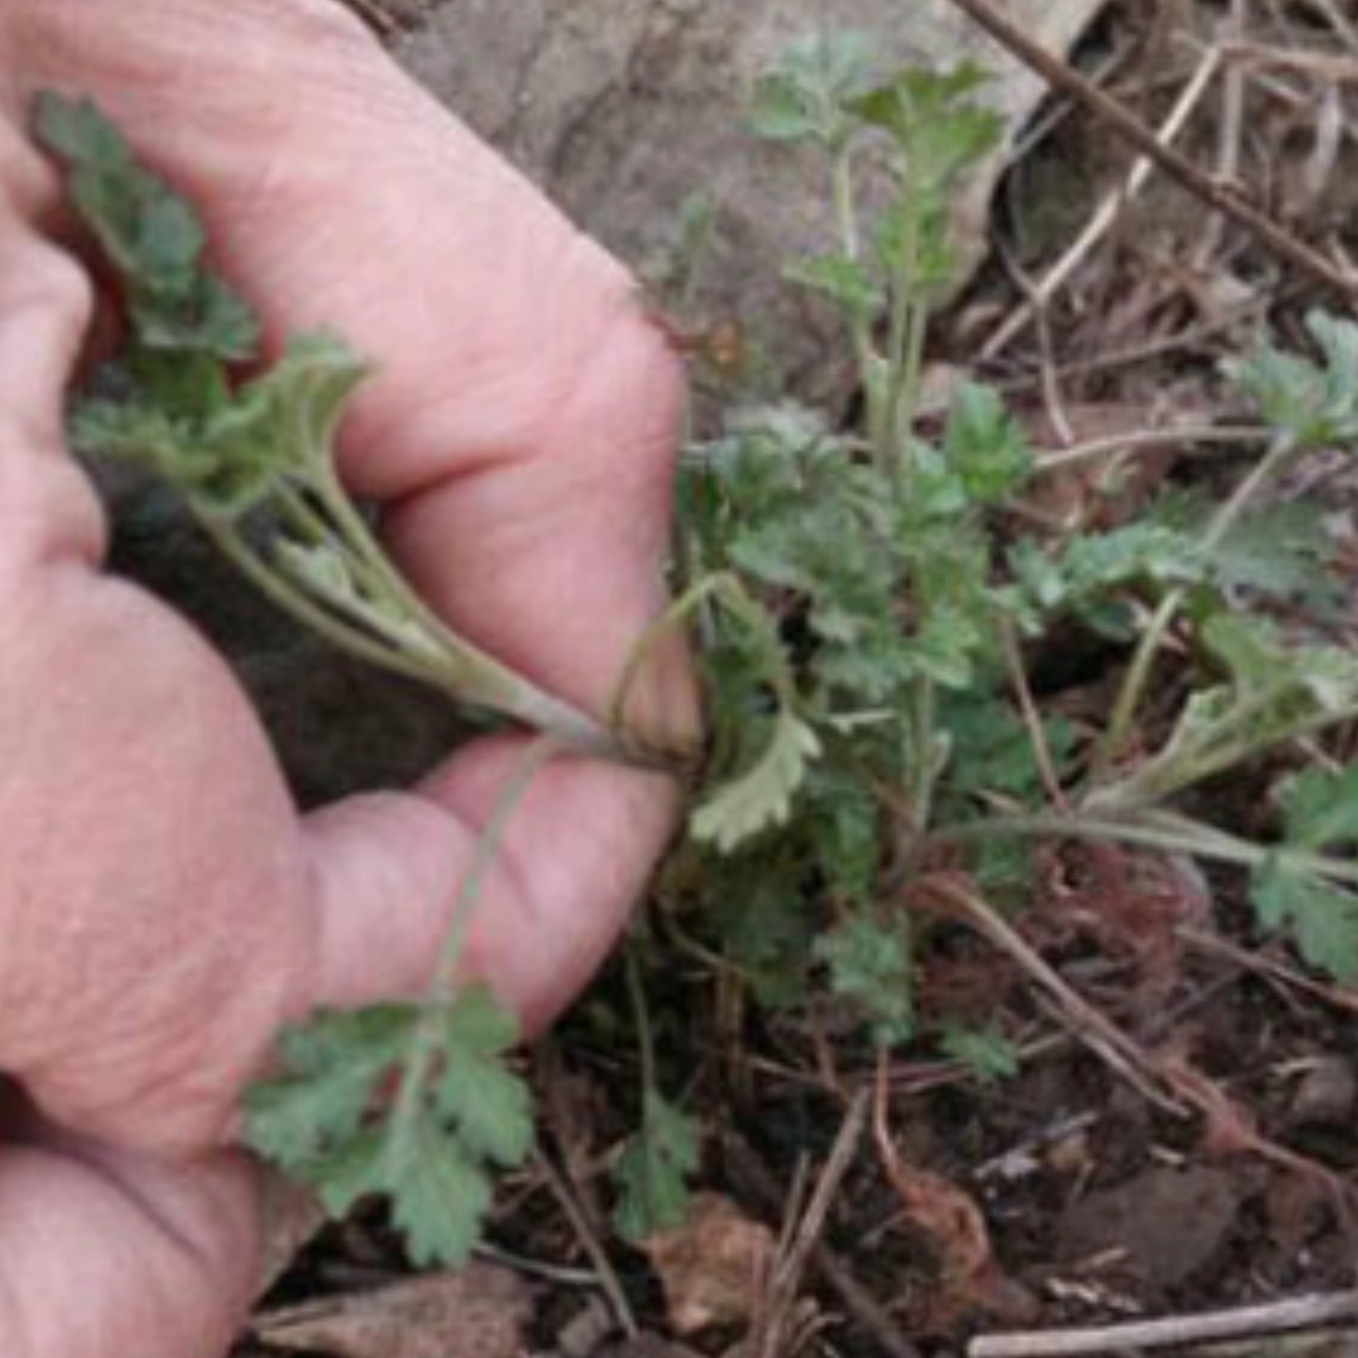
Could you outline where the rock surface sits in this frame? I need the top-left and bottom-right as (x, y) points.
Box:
(395, 0), (1107, 394)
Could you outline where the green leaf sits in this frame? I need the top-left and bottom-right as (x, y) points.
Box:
(434, 987), (535, 1167)
(387, 1117), (492, 1267)
(1275, 764), (1358, 852)
(784, 252), (884, 323)
(1202, 615), (1358, 717)
(942, 695), (1074, 806)
(706, 853), (817, 1006)
(34, 92), (258, 361)
(1225, 309), (1358, 446)
(940, 1024), (1020, 1083)
(1251, 860), (1358, 983)
(691, 707), (822, 852)
(32, 92), (130, 169)
(244, 989), (533, 1269)
(813, 911), (913, 1045)
(942, 382), (1033, 503)
(75, 332), (369, 518)
(307, 1127), (390, 1220)
(243, 1004), (419, 1168)
(612, 1091), (701, 1242)
(850, 64), (1002, 190)
(1207, 502), (1339, 609)
(748, 31), (873, 148)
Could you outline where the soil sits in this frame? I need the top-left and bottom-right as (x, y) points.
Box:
(233, 1), (1358, 1355)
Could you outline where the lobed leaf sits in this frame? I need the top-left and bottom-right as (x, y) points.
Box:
(1251, 860), (1358, 983)
(612, 1090), (702, 1242)
(691, 707), (822, 853)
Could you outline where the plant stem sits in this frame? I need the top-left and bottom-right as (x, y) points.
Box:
(909, 675), (939, 834)
(1100, 694), (1358, 810)
(390, 735), (561, 1148)
(203, 493), (630, 761)
(625, 941), (658, 1097)
(199, 516), (451, 689)
(1096, 431), (1297, 771)
(831, 145), (884, 450)
(937, 808), (1358, 887)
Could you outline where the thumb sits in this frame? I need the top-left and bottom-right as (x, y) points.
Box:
(301, 790), (485, 1016)
(301, 736), (679, 1033)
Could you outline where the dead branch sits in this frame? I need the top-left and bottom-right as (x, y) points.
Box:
(942, 0), (1358, 306)
(970, 1289), (1358, 1358)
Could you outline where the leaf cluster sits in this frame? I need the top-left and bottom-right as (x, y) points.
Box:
(245, 987), (533, 1266)
(611, 1089), (703, 1242)
(675, 38), (1358, 1071)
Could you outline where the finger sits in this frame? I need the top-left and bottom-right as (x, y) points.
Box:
(0, 1087), (258, 1358)
(303, 739), (677, 1030)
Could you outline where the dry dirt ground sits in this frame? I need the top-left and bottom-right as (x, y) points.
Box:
(221, 2), (1358, 1356)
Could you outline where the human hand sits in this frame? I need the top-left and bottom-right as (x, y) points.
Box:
(0, 1), (694, 1352)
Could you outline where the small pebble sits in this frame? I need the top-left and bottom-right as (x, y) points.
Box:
(1290, 1055), (1357, 1128)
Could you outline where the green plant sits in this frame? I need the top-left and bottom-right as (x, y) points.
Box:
(666, 29), (1358, 1061)
(36, 34), (1358, 1266)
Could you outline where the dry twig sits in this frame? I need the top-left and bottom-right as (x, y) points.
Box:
(723, 1132), (923, 1358)
(534, 1150), (640, 1339)
(1195, 0), (1248, 268)
(755, 1090), (870, 1358)
(920, 875), (1188, 1116)
(943, 0), (1358, 310)
(981, 41), (1224, 360)
(970, 1289), (1358, 1358)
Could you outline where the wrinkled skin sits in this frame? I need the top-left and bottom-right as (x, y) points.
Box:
(0, 2), (694, 1353)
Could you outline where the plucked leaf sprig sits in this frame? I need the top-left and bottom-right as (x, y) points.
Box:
(33, 92), (633, 760)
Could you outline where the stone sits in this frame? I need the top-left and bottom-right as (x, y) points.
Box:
(1054, 1165), (1240, 1294)
(395, 0), (1108, 396)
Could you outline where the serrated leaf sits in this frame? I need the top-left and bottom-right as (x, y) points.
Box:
(79, 331), (369, 519)
(243, 1005), (419, 1167)
(1251, 860), (1358, 982)
(784, 252), (884, 322)
(940, 1025), (1020, 1083)
(612, 1091), (701, 1242)
(31, 92), (129, 169)
(942, 695), (1074, 806)
(387, 1117), (491, 1267)
(1276, 764), (1358, 851)
(849, 64), (1002, 189)
(691, 707), (822, 852)
(1201, 615), (1358, 716)
(35, 92), (258, 361)
(307, 1126), (390, 1219)
(1209, 502), (1339, 608)
(434, 988), (534, 1167)
(1225, 309), (1358, 446)
(244, 989), (534, 1269)
(814, 912), (914, 1045)
(748, 31), (873, 148)
(942, 382), (1033, 503)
